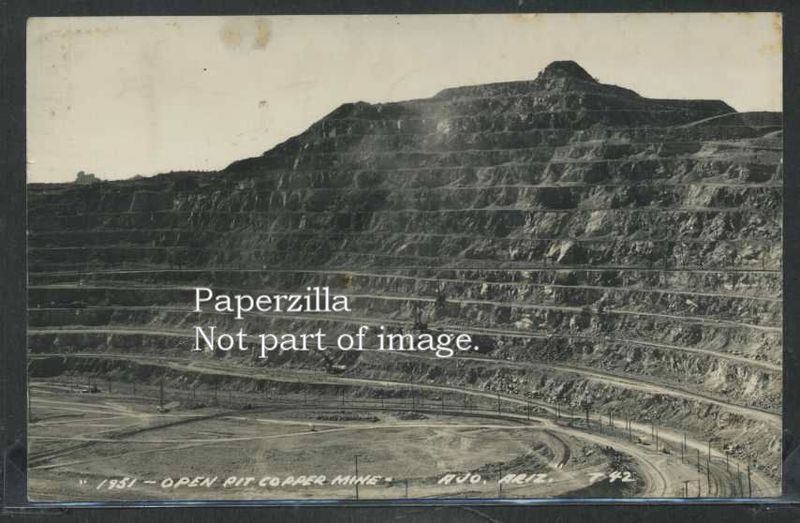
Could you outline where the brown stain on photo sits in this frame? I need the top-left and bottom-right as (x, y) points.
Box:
(760, 13), (783, 57)
(220, 21), (243, 49)
(253, 19), (271, 50)
(220, 18), (271, 51)
(722, 11), (781, 57)
(510, 13), (540, 24)
(30, 23), (120, 44)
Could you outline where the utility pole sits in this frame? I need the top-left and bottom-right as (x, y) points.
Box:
(159, 376), (164, 410)
(683, 432), (687, 463)
(696, 448), (700, 469)
(404, 479), (409, 499)
(354, 455), (361, 500)
(737, 462), (742, 496)
(496, 392), (501, 414)
(497, 464), (503, 498)
(747, 464), (752, 497)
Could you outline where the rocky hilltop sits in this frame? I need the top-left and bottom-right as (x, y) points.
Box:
(27, 61), (783, 485)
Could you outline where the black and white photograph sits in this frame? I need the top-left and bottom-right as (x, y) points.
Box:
(23, 13), (783, 502)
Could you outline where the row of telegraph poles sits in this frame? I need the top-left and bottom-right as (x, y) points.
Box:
(578, 400), (757, 498)
(51, 373), (759, 498)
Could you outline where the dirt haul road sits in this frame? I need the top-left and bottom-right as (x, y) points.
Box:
(28, 353), (777, 498)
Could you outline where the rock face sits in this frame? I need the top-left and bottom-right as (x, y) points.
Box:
(27, 61), (783, 481)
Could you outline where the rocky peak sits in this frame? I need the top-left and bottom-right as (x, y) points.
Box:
(536, 60), (597, 84)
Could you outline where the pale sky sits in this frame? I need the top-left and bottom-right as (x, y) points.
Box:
(27, 13), (782, 183)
